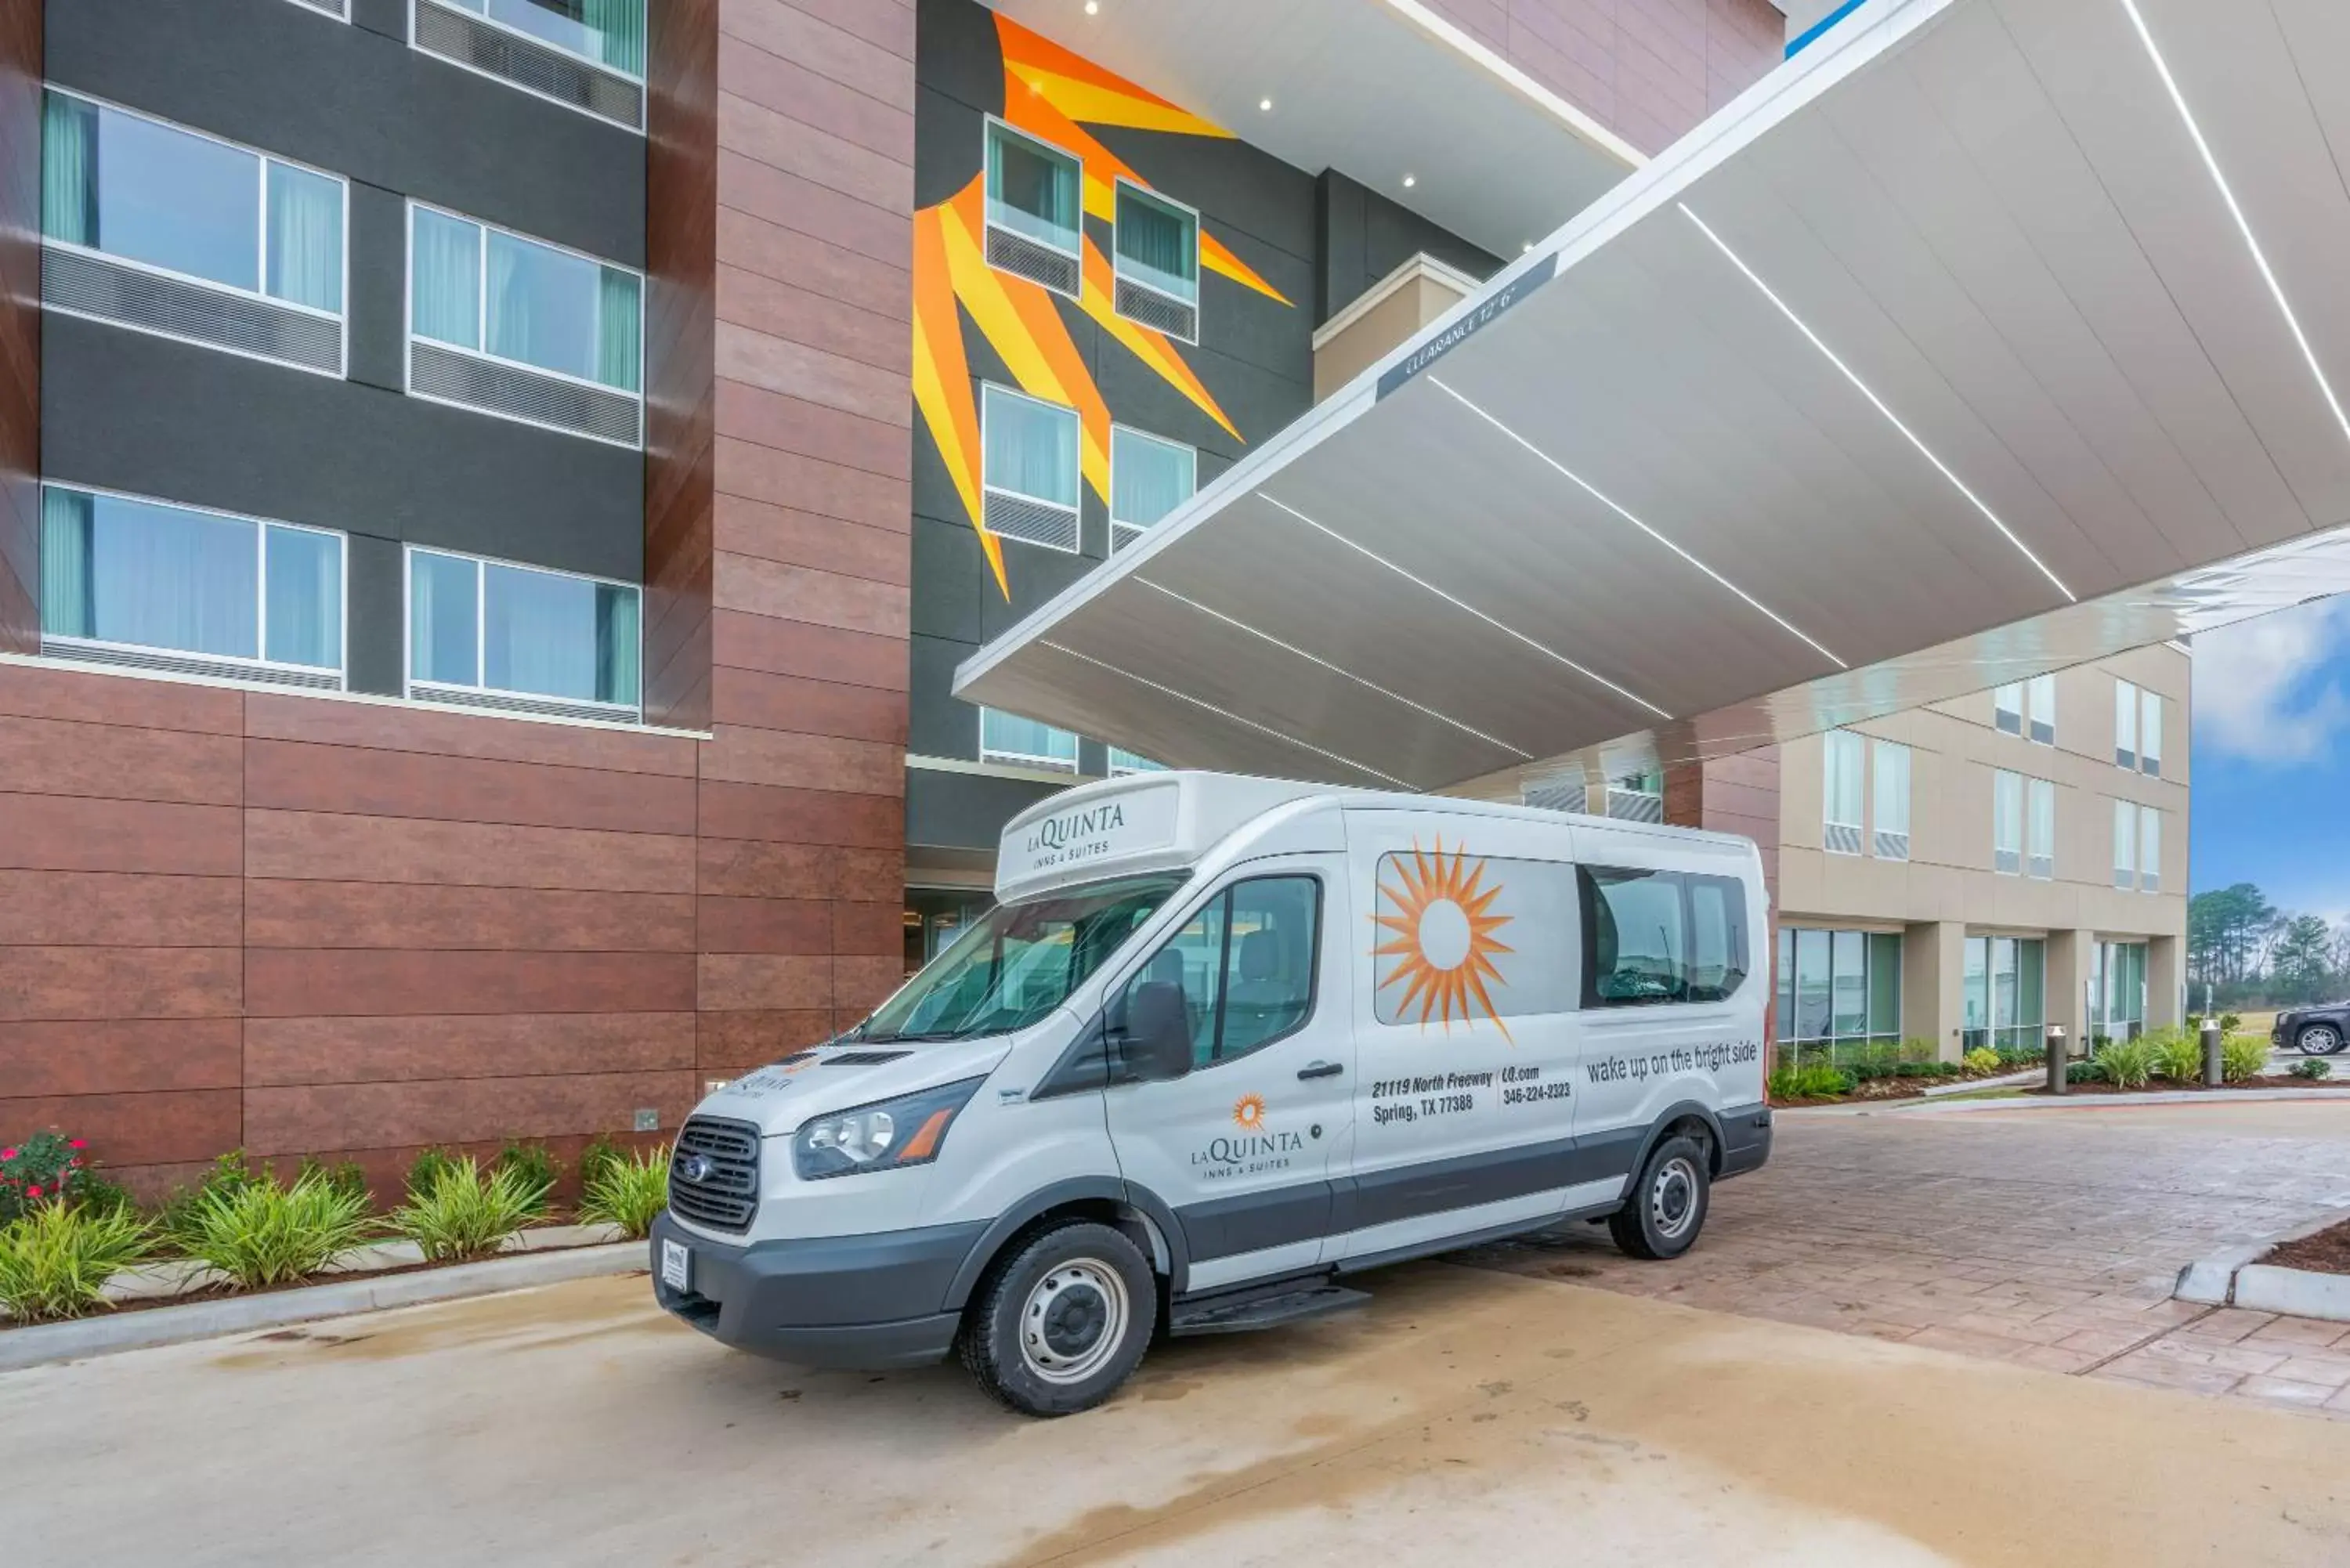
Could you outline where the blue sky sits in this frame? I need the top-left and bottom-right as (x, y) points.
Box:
(2190, 597), (2350, 920)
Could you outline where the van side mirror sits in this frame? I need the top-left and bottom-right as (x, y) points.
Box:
(1112, 980), (1193, 1083)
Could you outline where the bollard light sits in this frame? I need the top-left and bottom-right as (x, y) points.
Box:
(2046, 1024), (2068, 1096)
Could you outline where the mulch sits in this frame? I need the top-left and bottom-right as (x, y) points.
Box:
(2265, 1218), (2350, 1277)
(2021, 1075), (2345, 1097)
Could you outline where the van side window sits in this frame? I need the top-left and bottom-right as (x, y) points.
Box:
(1122, 876), (1321, 1068)
(1579, 866), (1748, 1008)
(1581, 867), (1687, 1005)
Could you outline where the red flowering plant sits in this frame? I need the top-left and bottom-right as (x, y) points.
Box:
(0, 1133), (92, 1223)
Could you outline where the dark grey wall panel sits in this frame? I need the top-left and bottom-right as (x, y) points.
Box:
(352, 0), (406, 40)
(907, 767), (1065, 853)
(1315, 170), (1497, 326)
(910, 633), (981, 760)
(345, 532), (405, 696)
(42, 314), (643, 582)
(347, 182), (408, 392)
(45, 0), (644, 266)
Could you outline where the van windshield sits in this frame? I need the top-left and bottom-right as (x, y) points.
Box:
(856, 873), (1187, 1044)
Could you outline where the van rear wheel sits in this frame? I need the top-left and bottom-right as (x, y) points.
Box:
(960, 1219), (1157, 1417)
(1608, 1135), (1711, 1261)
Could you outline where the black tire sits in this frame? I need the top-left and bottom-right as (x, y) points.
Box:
(1607, 1134), (1712, 1261)
(2298, 1024), (2346, 1057)
(958, 1219), (1157, 1417)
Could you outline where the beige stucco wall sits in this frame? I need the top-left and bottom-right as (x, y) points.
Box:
(1313, 265), (1476, 403)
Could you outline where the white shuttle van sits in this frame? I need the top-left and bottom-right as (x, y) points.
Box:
(653, 771), (1772, 1415)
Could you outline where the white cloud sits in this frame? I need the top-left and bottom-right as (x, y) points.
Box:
(2193, 598), (2350, 764)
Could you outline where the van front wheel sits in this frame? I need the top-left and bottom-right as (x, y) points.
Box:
(960, 1220), (1158, 1416)
(1608, 1136), (1711, 1261)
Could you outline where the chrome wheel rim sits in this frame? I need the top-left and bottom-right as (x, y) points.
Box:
(2306, 1025), (2343, 1056)
(1019, 1259), (1128, 1385)
(1650, 1156), (1701, 1241)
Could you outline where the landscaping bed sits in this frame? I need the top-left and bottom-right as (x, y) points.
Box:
(2023, 1075), (2345, 1097)
(1769, 1039), (2040, 1107)
(2264, 1218), (2350, 1276)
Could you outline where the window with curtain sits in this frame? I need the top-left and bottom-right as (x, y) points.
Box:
(2113, 679), (2139, 768)
(1114, 182), (1199, 306)
(2112, 799), (2137, 889)
(39, 485), (343, 673)
(445, 0), (646, 76)
(1962, 934), (2045, 1051)
(980, 708), (1080, 771)
(409, 204), (641, 392)
(985, 122), (1081, 257)
(982, 385), (1080, 512)
(407, 548), (640, 711)
(1993, 682), (2023, 735)
(2026, 777), (2055, 880)
(42, 90), (344, 313)
(2094, 941), (2148, 1037)
(1871, 739), (1909, 859)
(1822, 729), (1863, 853)
(2138, 805), (2161, 894)
(2139, 689), (2162, 777)
(1775, 926), (1900, 1063)
(1993, 769), (2023, 874)
(1109, 427), (1196, 550)
(1108, 748), (1166, 775)
(2027, 673), (2055, 744)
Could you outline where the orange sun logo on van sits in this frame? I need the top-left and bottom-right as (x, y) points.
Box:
(1231, 1094), (1267, 1132)
(1374, 839), (1516, 1041)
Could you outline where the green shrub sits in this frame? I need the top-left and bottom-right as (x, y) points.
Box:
(70, 1169), (139, 1222)
(0, 1131), (102, 1223)
(2290, 1058), (2333, 1081)
(2066, 1059), (2108, 1085)
(0, 1200), (151, 1322)
(577, 1149), (670, 1240)
(389, 1159), (544, 1263)
(492, 1141), (559, 1212)
(2146, 1028), (2204, 1084)
(2096, 1037), (2156, 1090)
(176, 1172), (374, 1290)
(577, 1134), (627, 1193)
(2221, 1013), (2242, 1032)
(2221, 1034), (2269, 1083)
(403, 1146), (465, 1201)
(296, 1156), (371, 1210)
(159, 1150), (262, 1249)
(1961, 1047), (2001, 1075)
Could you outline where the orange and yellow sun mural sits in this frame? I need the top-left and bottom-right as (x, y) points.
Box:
(912, 14), (1293, 598)
(1374, 840), (1517, 1040)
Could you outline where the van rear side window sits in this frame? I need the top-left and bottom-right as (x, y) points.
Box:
(1580, 867), (1748, 1008)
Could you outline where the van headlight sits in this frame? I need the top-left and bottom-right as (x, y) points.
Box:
(791, 1078), (985, 1181)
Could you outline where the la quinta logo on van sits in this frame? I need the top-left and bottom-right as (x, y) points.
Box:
(1027, 801), (1125, 853)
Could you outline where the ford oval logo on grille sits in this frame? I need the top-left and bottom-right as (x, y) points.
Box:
(677, 1154), (716, 1184)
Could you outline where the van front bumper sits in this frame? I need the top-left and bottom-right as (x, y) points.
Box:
(649, 1209), (988, 1370)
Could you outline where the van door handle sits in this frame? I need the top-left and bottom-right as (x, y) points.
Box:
(1297, 1061), (1344, 1080)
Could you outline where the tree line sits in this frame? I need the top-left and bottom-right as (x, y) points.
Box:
(2189, 883), (2350, 1006)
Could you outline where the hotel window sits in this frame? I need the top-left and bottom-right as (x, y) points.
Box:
(981, 385), (1082, 552)
(2092, 941), (2148, 1040)
(2112, 799), (2137, 889)
(1607, 768), (1665, 823)
(1775, 927), (1901, 1066)
(1871, 739), (1910, 860)
(980, 709), (1080, 773)
(42, 90), (346, 375)
(1963, 935), (2045, 1053)
(1113, 180), (1200, 341)
(407, 548), (641, 719)
(1822, 730), (1863, 854)
(286, 0), (349, 16)
(1108, 747), (1166, 776)
(40, 484), (344, 688)
(2026, 777), (2055, 880)
(2114, 679), (2139, 769)
(1109, 427), (1196, 552)
(2027, 674), (2055, 744)
(2138, 805), (2161, 894)
(411, 0), (646, 132)
(983, 120), (1082, 297)
(1993, 683), (2023, 735)
(408, 204), (642, 446)
(1992, 769), (2023, 875)
(2139, 690), (2163, 778)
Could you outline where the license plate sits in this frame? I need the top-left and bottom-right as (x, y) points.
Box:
(661, 1237), (690, 1292)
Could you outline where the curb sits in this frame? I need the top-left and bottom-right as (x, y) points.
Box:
(1786, 1086), (2350, 1117)
(0, 1241), (648, 1374)
(2175, 1212), (2350, 1313)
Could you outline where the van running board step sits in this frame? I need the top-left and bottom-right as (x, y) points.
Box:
(1167, 1284), (1371, 1338)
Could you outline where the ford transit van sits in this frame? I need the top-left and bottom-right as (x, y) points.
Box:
(652, 771), (1772, 1415)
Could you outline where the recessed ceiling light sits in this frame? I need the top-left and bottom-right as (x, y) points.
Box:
(1084, 0), (1098, 13)
(1259, 97), (1273, 112)
(1521, 242), (1532, 253)
(1402, 174), (1417, 188)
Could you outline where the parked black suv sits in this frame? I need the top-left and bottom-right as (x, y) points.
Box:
(2272, 1005), (2349, 1056)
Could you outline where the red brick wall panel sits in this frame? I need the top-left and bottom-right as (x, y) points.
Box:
(0, 713), (244, 804)
(244, 881), (696, 952)
(243, 738), (700, 835)
(244, 811), (696, 894)
(244, 1013), (696, 1086)
(0, 947), (242, 1021)
(244, 1072), (699, 1157)
(0, 1089), (241, 1169)
(0, 795), (243, 876)
(696, 779), (901, 848)
(0, 872), (244, 947)
(243, 692), (699, 774)
(698, 1007), (834, 1072)
(246, 949), (698, 1018)
(0, 1019), (243, 1099)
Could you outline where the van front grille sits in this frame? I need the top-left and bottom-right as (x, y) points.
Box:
(670, 1116), (761, 1234)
